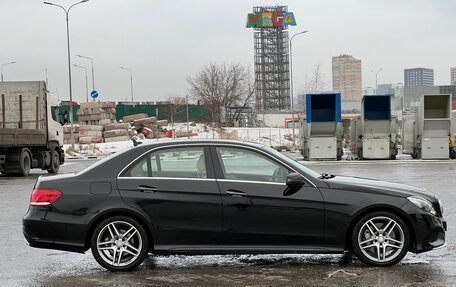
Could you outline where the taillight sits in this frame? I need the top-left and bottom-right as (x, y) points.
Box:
(30, 189), (62, 206)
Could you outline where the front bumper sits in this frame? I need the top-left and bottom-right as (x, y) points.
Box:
(402, 201), (446, 253)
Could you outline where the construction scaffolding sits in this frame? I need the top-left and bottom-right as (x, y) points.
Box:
(253, 5), (290, 112)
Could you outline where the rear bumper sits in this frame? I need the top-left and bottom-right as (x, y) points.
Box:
(22, 207), (88, 253)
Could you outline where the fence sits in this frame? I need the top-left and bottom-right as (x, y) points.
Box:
(61, 103), (211, 123)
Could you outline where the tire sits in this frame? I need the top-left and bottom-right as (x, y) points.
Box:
(47, 149), (60, 174)
(91, 216), (149, 271)
(19, 149), (31, 176)
(352, 211), (410, 267)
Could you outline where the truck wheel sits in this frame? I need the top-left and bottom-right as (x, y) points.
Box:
(19, 149), (31, 176)
(47, 149), (60, 174)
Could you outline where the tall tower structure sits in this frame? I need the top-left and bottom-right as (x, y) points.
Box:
(332, 55), (362, 101)
(247, 6), (295, 111)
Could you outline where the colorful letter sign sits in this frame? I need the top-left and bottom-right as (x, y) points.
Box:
(246, 12), (296, 28)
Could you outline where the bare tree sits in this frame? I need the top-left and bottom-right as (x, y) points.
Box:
(305, 63), (326, 94)
(165, 96), (186, 138)
(298, 63), (326, 112)
(187, 63), (255, 127)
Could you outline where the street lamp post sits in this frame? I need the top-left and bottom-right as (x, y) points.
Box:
(289, 30), (308, 149)
(1, 62), (16, 82)
(77, 54), (95, 92)
(120, 67), (134, 102)
(372, 68), (383, 93)
(73, 64), (88, 103)
(44, 0), (89, 149)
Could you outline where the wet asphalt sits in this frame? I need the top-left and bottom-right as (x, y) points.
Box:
(1, 156), (455, 286)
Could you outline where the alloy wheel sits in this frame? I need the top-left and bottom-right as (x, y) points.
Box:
(96, 221), (143, 267)
(357, 216), (405, 263)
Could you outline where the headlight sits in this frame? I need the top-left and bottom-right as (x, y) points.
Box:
(408, 196), (437, 216)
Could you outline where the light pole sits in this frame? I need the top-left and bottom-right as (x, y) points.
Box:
(120, 66), (134, 102)
(77, 54), (95, 92)
(289, 30), (308, 149)
(73, 64), (88, 102)
(1, 62), (16, 82)
(186, 94), (189, 139)
(44, 0), (89, 149)
(372, 68), (383, 93)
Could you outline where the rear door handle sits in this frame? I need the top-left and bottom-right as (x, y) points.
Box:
(226, 189), (247, 197)
(137, 185), (158, 193)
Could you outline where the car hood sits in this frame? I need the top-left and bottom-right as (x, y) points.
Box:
(323, 175), (436, 201)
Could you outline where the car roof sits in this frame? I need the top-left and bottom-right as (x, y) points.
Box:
(134, 138), (267, 149)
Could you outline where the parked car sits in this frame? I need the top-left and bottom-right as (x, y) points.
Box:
(23, 140), (446, 271)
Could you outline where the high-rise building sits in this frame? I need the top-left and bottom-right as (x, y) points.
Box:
(404, 68), (434, 87)
(332, 55), (362, 101)
(451, 67), (456, 85)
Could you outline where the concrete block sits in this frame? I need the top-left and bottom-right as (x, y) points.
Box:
(122, 113), (148, 122)
(104, 135), (130, 143)
(79, 130), (102, 137)
(79, 125), (104, 132)
(79, 136), (103, 144)
(104, 129), (129, 138)
(157, 120), (168, 126)
(104, 123), (130, 131)
(98, 119), (113, 126)
(133, 117), (157, 126)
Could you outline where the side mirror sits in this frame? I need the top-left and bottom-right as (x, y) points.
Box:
(286, 172), (305, 186)
(284, 173), (305, 196)
(61, 110), (69, 124)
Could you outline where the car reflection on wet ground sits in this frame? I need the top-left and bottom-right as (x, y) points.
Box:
(1, 157), (455, 286)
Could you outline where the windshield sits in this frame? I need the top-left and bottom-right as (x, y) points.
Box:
(77, 146), (133, 175)
(262, 146), (321, 179)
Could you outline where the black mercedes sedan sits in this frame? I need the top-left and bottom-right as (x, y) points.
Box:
(23, 140), (446, 271)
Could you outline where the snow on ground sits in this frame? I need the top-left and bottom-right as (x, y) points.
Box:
(64, 123), (296, 158)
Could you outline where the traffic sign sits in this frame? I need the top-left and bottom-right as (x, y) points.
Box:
(91, 90), (98, 99)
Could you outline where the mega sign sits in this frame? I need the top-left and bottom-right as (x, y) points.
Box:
(246, 12), (296, 28)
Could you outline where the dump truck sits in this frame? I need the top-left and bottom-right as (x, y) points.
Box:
(350, 95), (399, 159)
(402, 94), (451, 160)
(299, 93), (343, 160)
(0, 81), (68, 176)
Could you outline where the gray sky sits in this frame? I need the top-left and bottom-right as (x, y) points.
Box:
(0, 0), (455, 103)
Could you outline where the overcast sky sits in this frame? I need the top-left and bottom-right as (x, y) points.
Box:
(0, 0), (455, 103)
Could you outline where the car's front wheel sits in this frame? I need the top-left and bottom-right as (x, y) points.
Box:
(352, 211), (410, 266)
(91, 216), (149, 271)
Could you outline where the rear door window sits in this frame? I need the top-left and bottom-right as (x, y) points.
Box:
(122, 146), (207, 179)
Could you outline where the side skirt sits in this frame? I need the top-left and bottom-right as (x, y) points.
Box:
(153, 245), (345, 255)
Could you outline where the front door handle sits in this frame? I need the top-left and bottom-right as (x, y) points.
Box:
(226, 189), (247, 197)
(137, 185), (158, 193)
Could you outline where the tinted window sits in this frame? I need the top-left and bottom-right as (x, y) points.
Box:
(51, 106), (60, 122)
(123, 156), (149, 177)
(123, 146), (207, 179)
(216, 147), (289, 183)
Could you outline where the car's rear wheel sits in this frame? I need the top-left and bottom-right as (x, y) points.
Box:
(91, 216), (148, 271)
(352, 211), (410, 266)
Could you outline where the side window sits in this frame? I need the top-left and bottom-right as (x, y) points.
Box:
(51, 106), (60, 122)
(123, 156), (149, 177)
(216, 147), (289, 183)
(123, 146), (207, 179)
